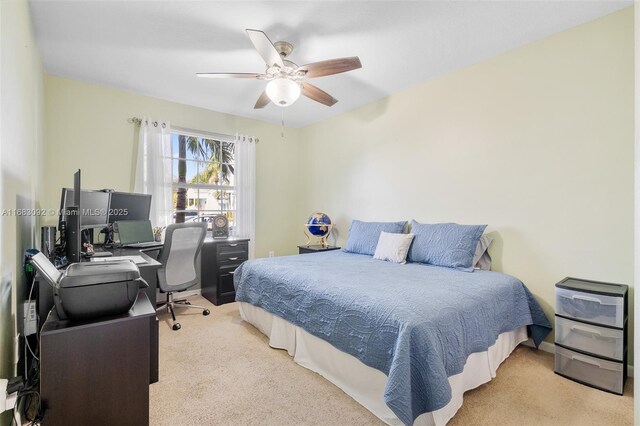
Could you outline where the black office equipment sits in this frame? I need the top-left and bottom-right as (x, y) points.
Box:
(30, 252), (148, 321)
(108, 191), (152, 223)
(40, 226), (56, 261)
(60, 188), (110, 229)
(65, 169), (83, 263)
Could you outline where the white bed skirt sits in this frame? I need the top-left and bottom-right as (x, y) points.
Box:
(238, 302), (528, 426)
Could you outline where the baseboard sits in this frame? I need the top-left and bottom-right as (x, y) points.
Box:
(521, 339), (633, 378)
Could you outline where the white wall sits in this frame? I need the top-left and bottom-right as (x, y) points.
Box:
(298, 8), (634, 354)
(42, 76), (301, 259)
(0, 0), (44, 420)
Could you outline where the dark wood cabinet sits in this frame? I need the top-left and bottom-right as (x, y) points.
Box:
(36, 249), (160, 384)
(298, 245), (341, 254)
(201, 238), (249, 305)
(40, 293), (155, 426)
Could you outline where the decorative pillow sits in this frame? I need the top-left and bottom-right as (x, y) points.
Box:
(473, 234), (494, 270)
(344, 220), (407, 256)
(373, 232), (415, 264)
(407, 221), (487, 271)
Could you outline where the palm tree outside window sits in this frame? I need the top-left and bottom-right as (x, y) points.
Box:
(169, 133), (235, 230)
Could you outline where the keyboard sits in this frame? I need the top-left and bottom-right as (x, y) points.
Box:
(123, 241), (164, 249)
(90, 251), (113, 258)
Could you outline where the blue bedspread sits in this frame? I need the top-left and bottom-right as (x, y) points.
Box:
(234, 251), (551, 425)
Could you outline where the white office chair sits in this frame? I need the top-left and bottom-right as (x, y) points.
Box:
(155, 222), (209, 330)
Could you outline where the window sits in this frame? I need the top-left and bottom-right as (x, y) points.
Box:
(169, 132), (235, 230)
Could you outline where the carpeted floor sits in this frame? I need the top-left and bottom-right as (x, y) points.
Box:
(150, 296), (633, 425)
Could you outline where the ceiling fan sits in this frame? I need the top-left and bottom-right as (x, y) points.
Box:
(197, 29), (362, 109)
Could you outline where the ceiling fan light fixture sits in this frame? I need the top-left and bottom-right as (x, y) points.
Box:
(266, 78), (301, 107)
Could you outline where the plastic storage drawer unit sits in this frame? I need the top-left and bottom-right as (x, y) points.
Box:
(555, 346), (624, 394)
(555, 316), (624, 361)
(554, 277), (628, 395)
(556, 287), (624, 328)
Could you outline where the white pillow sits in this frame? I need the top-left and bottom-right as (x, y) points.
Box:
(373, 232), (415, 264)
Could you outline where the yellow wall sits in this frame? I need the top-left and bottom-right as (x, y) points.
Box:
(298, 8), (634, 353)
(0, 0), (45, 417)
(39, 8), (635, 361)
(42, 76), (301, 259)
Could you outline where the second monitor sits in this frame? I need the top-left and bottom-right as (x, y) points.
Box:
(108, 191), (152, 223)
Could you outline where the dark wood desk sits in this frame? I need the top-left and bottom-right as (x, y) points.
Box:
(36, 248), (161, 383)
(40, 293), (155, 426)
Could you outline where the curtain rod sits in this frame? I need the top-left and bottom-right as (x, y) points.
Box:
(128, 117), (257, 143)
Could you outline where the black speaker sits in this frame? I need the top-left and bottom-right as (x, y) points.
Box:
(65, 207), (80, 263)
(212, 215), (229, 239)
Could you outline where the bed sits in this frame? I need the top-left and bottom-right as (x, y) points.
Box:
(234, 250), (551, 425)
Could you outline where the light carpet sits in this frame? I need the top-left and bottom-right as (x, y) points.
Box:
(150, 296), (633, 425)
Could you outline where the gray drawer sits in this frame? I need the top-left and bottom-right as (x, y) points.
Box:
(555, 316), (624, 361)
(555, 346), (623, 394)
(556, 287), (624, 328)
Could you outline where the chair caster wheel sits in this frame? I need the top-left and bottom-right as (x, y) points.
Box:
(203, 309), (210, 316)
(172, 323), (181, 331)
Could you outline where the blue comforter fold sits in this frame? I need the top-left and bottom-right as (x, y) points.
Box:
(234, 251), (551, 425)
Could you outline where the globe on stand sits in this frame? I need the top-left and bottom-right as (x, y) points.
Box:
(304, 212), (333, 248)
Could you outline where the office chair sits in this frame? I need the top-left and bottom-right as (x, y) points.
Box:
(155, 222), (209, 331)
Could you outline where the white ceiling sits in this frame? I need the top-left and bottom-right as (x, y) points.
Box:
(29, 0), (631, 128)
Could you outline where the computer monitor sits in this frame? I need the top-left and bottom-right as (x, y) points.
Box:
(108, 192), (152, 223)
(60, 188), (110, 229)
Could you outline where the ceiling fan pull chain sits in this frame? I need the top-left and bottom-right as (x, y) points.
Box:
(281, 109), (285, 140)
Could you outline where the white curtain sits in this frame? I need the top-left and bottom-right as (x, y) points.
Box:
(234, 133), (256, 258)
(134, 117), (173, 227)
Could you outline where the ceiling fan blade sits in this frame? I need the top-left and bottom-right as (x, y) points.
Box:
(196, 73), (266, 79)
(246, 29), (284, 68)
(254, 90), (270, 109)
(298, 57), (362, 78)
(301, 83), (338, 107)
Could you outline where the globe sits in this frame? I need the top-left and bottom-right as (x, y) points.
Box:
(306, 212), (332, 237)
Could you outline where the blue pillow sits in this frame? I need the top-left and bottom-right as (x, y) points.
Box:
(407, 221), (487, 271)
(344, 220), (407, 256)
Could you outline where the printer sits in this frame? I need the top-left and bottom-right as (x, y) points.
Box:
(29, 251), (148, 320)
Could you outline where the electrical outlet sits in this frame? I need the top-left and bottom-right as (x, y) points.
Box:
(22, 301), (37, 336)
(268, 251), (275, 258)
(0, 377), (18, 413)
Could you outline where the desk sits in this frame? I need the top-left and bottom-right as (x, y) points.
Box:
(107, 247), (162, 305)
(40, 292), (155, 426)
(36, 248), (161, 383)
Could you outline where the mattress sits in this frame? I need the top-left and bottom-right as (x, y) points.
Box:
(239, 301), (528, 426)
